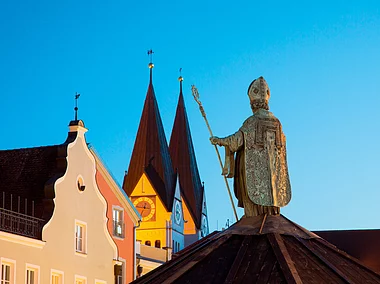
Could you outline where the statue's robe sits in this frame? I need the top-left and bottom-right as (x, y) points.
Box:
(221, 109), (291, 216)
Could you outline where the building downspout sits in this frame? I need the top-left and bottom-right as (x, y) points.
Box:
(133, 220), (141, 281)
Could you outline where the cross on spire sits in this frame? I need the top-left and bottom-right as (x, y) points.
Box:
(74, 92), (80, 121)
(147, 49), (154, 83)
(178, 68), (184, 91)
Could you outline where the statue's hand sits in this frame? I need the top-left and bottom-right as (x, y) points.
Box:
(210, 136), (221, 146)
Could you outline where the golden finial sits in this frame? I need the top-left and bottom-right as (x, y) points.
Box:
(178, 67), (183, 82)
(148, 49), (154, 69)
(147, 49), (154, 83)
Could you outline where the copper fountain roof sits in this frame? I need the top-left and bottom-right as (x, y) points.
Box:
(132, 214), (380, 284)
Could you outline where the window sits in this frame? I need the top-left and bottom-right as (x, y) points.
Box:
(112, 207), (124, 238)
(114, 259), (125, 284)
(26, 270), (34, 284)
(155, 240), (161, 248)
(75, 220), (87, 254)
(145, 240), (151, 246)
(26, 264), (39, 284)
(173, 242), (180, 252)
(77, 176), (85, 191)
(1, 264), (10, 284)
(75, 275), (86, 284)
(114, 263), (123, 284)
(1, 259), (15, 284)
(50, 270), (63, 284)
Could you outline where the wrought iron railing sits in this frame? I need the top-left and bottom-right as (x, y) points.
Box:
(113, 220), (125, 238)
(0, 207), (45, 239)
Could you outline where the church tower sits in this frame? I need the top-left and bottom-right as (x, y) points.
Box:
(122, 59), (186, 266)
(169, 75), (209, 246)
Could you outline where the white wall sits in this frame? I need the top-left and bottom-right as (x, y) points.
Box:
(0, 126), (118, 283)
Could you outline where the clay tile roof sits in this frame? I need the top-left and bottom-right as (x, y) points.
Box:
(0, 145), (67, 221)
(123, 74), (176, 211)
(132, 215), (380, 284)
(169, 82), (204, 228)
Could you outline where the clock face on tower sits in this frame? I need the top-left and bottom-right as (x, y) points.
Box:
(174, 200), (182, 225)
(132, 196), (156, 222)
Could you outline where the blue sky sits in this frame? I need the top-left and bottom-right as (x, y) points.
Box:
(1, 0), (380, 231)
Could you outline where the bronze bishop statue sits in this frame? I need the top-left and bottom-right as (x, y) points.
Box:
(211, 77), (291, 217)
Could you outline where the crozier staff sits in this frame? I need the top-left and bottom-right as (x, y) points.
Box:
(210, 77), (291, 217)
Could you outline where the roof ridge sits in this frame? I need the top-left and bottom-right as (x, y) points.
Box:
(0, 144), (61, 152)
(313, 237), (380, 278)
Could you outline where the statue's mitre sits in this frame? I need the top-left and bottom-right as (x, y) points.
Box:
(247, 76), (270, 110)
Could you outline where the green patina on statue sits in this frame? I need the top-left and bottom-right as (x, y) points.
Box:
(211, 77), (291, 217)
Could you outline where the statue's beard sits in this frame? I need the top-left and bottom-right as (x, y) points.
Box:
(250, 101), (269, 111)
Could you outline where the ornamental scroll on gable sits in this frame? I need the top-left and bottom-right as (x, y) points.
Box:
(210, 77), (291, 216)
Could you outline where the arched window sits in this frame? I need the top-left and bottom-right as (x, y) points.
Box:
(155, 240), (161, 248)
(145, 240), (151, 246)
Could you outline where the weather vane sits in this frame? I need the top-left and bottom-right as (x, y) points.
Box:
(147, 49), (154, 69)
(74, 92), (80, 121)
(179, 68), (183, 82)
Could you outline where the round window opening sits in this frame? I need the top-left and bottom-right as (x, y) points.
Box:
(77, 176), (86, 192)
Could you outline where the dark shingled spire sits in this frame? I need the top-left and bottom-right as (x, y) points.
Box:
(169, 77), (204, 229)
(123, 66), (176, 211)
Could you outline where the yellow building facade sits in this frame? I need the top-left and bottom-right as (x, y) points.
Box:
(131, 174), (172, 247)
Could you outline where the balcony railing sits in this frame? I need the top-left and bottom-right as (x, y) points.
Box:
(113, 220), (125, 238)
(0, 207), (45, 239)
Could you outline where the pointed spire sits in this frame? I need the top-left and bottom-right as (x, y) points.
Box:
(169, 72), (204, 229)
(123, 60), (176, 212)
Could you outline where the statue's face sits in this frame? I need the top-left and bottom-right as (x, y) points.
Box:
(248, 78), (270, 101)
